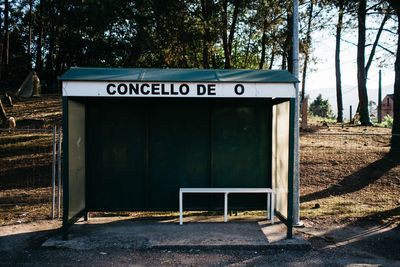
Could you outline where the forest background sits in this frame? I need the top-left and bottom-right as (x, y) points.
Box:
(0, 0), (399, 149)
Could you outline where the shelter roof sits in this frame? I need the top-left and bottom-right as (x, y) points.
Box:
(60, 67), (299, 83)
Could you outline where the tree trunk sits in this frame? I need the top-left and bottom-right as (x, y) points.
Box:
(268, 44), (275, 70)
(244, 26), (253, 68)
(3, 0), (9, 80)
(227, 0), (240, 69)
(281, 53), (286, 70)
(46, 26), (56, 92)
(201, 0), (212, 69)
(212, 54), (217, 69)
(259, 30), (266, 69)
(28, 0), (33, 70)
(259, 11), (267, 69)
(286, 7), (293, 73)
(0, 5), (2, 80)
(391, 15), (400, 154)
(335, 0), (344, 122)
(221, 0), (229, 69)
(36, 0), (44, 74)
(269, 46), (275, 69)
(0, 99), (7, 127)
(356, 0), (371, 126)
(365, 13), (389, 75)
(301, 0), (314, 106)
(220, 0), (240, 69)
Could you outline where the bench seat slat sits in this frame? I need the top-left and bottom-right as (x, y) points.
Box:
(180, 188), (273, 193)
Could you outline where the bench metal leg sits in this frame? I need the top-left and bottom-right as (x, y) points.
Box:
(179, 191), (183, 225)
(224, 193), (228, 223)
(267, 193), (271, 220)
(84, 211), (89, 221)
(271, 192), (274, 224)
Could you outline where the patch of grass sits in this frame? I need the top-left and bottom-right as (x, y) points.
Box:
(373, 115), (393, 128)
(0, 134), (52, 149)
(307, 114), (337, 124)
(0, 187), (54, 225)
(300, 192), (400, 223)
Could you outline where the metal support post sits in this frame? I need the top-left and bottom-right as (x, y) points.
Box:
(267, 193), (271, 220)
(179, 191), (183, 225)
(57, 128), (62, 218)
(350, 105), (353, 122)
(51, 126), (56, 219)
(271, 192), (275, 224)
(292, 0), (302, 227)
(378, 70), (382, 123)
(224, 193), (228, 223)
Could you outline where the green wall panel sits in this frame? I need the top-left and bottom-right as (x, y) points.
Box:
(86, 101), (146, 210)
(148, 103), (210, 209)
(84, 99), (271, 211)
(212, 105), (268, 209)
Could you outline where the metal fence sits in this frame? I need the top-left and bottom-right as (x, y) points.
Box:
(300, 131), (399, 224)
(0, 128), (62, 225)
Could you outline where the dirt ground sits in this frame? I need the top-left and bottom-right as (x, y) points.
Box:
(0, 219), (399, 266)
(300, 123), (400, 226)
(1, 95), (399, 227)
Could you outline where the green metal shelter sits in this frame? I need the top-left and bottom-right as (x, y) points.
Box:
(60, 67), (298, 238)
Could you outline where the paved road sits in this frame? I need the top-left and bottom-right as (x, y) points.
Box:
(1, 220), (399, 266)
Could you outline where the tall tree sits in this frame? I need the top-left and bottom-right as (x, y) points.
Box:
(200, 0), (214, 69)
(357, 0), (370, 125)
(35, 0), (43, 74)
(28, 0), (33, 70)
(335, 0), (344, 122)
(357, 0), (389, 125)
(301, 0), (314, 105)
(3, 0), (9, 80)
(285, 2), (293, 73)
(219, 0), (242, 69)
(387, 0), (400, 154)
(258, 0), (285, 70)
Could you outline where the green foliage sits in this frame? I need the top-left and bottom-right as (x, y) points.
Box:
(309, 94), (335, 119)
(0, 0), (339, 91)
(382, 115), (393, 128)
(373, 115), (393, 128)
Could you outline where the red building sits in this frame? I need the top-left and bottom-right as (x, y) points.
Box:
(382, 94), (394, 118)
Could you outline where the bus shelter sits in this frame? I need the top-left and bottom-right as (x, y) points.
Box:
(60, 68), (298, 238)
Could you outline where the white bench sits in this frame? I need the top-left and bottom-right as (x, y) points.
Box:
(179, 188), (274, 225)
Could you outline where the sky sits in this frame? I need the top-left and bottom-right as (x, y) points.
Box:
(303, 14), (397, 120)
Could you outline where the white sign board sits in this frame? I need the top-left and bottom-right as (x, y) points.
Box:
(62, 81), (296, 98)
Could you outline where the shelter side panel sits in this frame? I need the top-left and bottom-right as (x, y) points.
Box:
(272, 101), (290, 219)
(68, 100), (86, 220)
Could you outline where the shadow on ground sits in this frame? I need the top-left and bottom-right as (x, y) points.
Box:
(300, 207), (400, 261)
(301, 155), (400, 203)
